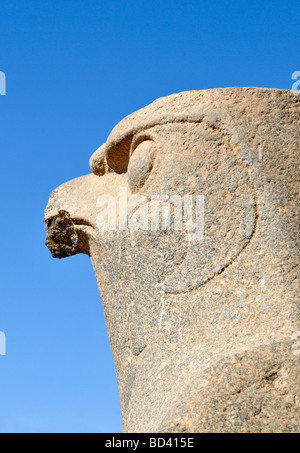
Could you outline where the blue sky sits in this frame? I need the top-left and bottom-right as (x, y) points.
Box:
(0, 0), (299, 433)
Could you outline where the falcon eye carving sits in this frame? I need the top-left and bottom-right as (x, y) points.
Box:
(127, 140), (157, 193)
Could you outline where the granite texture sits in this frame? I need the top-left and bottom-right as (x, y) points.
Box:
(45, 88), (300, 432)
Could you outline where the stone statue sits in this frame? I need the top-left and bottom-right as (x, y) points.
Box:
(44, 88), (300, 432)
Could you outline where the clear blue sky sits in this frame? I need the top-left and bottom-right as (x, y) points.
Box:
(0, 0), (299, 433)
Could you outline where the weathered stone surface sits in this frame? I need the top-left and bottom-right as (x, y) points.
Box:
(44, 88), (300, 432)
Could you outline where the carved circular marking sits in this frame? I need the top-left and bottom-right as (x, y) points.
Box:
(127, 140), (157, 193)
